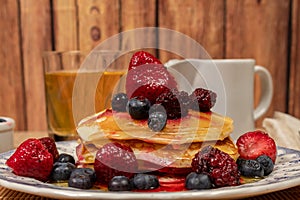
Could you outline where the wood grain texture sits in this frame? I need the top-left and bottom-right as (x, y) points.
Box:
(20, 0), (52, 130)
(226, 0), (290, 127)
(53, 0), (78, 50)
(0, 0), (26, 130)
(289, 0), (300, 118)
(158, 0), (225, 62)
(78, 0), (120, 51)
(120, 0), (157, 55)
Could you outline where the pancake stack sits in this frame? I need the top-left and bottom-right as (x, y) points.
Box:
(76, 108), (238, 175)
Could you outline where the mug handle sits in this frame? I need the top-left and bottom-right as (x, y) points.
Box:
(254, 65), (273, 120)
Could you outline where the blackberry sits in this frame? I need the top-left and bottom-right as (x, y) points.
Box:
(191, 145), (240, 187)
(185, 172), (212, 190)
(111, 93), (128, 112)
(256, 155), (274, 176)
(57, 153), (75, 165)
(131, 173), (159, 190)
(127, 96), (151, 119)
(155, 89), (190, 119)
(68, 168), (96, 189)
(190, 88), (217, 112)
(108, 176), (132, 191)
(237, 158), (264, 177)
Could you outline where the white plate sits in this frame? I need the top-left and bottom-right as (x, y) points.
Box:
(1, 141), (300, 199)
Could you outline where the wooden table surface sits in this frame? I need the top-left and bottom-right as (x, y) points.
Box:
(0, 131), (300, 200)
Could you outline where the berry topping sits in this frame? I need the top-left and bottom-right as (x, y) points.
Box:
(148, 110), (167, 132)
(51, 162), (76, 181)
(155, 89), (189, 119)
(57, 153), (76, 165)
(185, 172), (212, 190)
(131, 173), (159, 190)
(6, 138), (54, 182)
(39, 137), (59, 161)
(128, 51), (162, 71)
(68, 168), (97, 189)
(94, 142), (138, 184)
(256, 155), (274, 176)
(111, 93), (128, 112)
(191, 145), (240, 187)
(126, 51), (177, 104)
(190, 88), (217, 112)
(127, 96), (151, 119)
(0, 118), (6, 123)
(108, 176), (132, 191)
(236, 130), (277, 163)
(237, 158), (264, 178)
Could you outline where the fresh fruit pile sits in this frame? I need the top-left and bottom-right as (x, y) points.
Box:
(236, 130), (276, 178)
(112, 51), (217, 132)
(5, 130), (277, 191)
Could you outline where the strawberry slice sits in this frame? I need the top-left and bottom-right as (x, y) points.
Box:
(6, 138), (54, 182)
(126, 51), (177, 104)
(128, 51), (162, 71)
(236, 130), (277, 163)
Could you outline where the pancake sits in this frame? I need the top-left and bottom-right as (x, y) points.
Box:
(77, 108), (233, 144)
(76, 136), (238, 174)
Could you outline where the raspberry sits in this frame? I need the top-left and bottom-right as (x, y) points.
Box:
(190, 88), (217, 112)
(94, 142), (138, 184)
(155, 89), (190, 119)
(191, 145), (240, 187)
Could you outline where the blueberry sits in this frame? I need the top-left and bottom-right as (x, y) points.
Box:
(51, 162), (76, 181)
(57, 153), (75, 165)
(237, 158), (264, 177)
(0, 118), (6, 123)
(68, 168), (96, 189)
(256, 155), (274, 176)
(108, 176), (132, 191)
(148, 111), (167, 132)
(131, 174), (159, 190)
(185, 172), (212, 190)
(127, 97), (151, 119)
(112, 93), (128, 112)
(70, 168), (97, 183)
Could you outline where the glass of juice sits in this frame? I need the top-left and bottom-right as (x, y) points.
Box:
(43, 50), (126, 141)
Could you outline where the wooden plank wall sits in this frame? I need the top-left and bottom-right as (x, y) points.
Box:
(0, 0), (299, 131)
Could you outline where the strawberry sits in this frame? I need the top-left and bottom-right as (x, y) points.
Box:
(94, 142), (138, 184)
(128, 51), (162, 71)
(126, 52), (177, 104)
(6, 138), (54, 182)
(236, 130), (277, 163)
(39, 137), (59, 161)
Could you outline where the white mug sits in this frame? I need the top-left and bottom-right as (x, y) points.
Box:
(165, 59), (273, 140)
(0, 117), (15, 152)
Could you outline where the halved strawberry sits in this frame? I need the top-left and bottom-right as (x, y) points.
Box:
(236, 130), (277, 163)
(6, 138), (54, 182)
(126, 51), (177, 104)
(128, 51), (162, 71)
